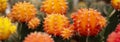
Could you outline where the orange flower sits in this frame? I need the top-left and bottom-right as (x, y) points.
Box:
(71, 8), (106, 36)
(44, 14), (70, 36)
(40, 0), (68, 14)
(111, 0), (120, 10)
(27, 17), (40, 29)
(8, 1), (37, 22)
(24, 32), (54, 42)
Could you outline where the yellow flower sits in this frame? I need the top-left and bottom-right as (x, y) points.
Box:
(0, 16), (17, 40)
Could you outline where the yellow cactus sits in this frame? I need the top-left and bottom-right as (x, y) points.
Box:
(111, 0), (120, 10)
(0, 16), (17, 40)
(0, 0), (7, 13)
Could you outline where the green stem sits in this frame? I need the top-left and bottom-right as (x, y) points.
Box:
(100, 28), (105, 42)
(86, 29), (90, 42)
(108, 9), (116, 18)
(86, 36), (89, 42)
(17, 22), (22, 41)
(100, 9), (116, 42)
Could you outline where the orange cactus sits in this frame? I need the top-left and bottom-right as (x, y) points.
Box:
(61, 25), (74, 39)
(7, 13), (16, 22)
(24, 32), (54, 42)
(44, 14), (70, 36)
(40, 0), (68, 14)
(111, 0), (120, 10)
(27, 17), (40, 29)
(8, 1), (37, 23)
(71, 8), (106, 36)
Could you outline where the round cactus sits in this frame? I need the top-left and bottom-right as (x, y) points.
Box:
(0, 16), (17, 40)
(71, 8), (106, 36)
(44, 14), (70, 36)
(40, 0), (68, 14)
(27, 17), (40, 29)
(115, 24), (120, 32)
(8, 1), (37, 23)
(61, 25), (74, 39)
(0, 0), (7, 13)
(24, 32), (54, 42)
(28, 17), (40, 29)
(107, 32), (120, 42)
(111, 0), (120, 10)
(107, 24), (120, 42)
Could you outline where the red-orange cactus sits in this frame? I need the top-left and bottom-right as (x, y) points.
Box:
(71, 8), (106, 36)
(115, 24), (120, 32)
(107, 24), (120, 42)
(27, 17), (40, 29)
(8, 1), (37, 22)
(24, 32), (54, 42)
(40, 0), (68, 14)
(107, 32), (120, 42)
(111, 0), (120, 10)
(44, 14), (70, 36)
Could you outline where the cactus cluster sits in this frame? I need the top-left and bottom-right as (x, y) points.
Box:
(71, 8), (106, 36)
